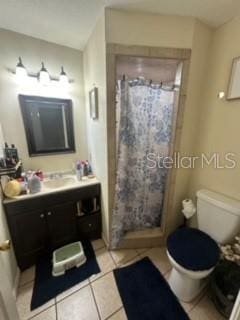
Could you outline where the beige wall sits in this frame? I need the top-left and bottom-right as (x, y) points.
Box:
(170, 21), (213, 231)
(188, 17), (240, 203)
(0, 29), (87, 289)
(83, 14), (109, 243)
(105, 9), (195, 48)
(105, 9), (213, 234)
(0, 28), (87, 172)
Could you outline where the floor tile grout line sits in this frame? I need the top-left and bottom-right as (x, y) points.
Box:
(26, 282), (90, 319)
(55, 298), (58, 320)
(187, 287), (208, 314)
(90, 269), (114, 284)
(136, 248), (151, 255)
(104, 306), (124, 320)
(108, 251), (118, 267)
(56, 279), (90, 303)
(94, 245), (106, 252)
(89, 281), (102, 320)
(27, 303), (55, 320)
(109, 251), (140, 267)
(19, 279), (35, 289)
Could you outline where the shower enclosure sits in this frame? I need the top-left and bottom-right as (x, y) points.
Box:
(106, 45), (191, 249)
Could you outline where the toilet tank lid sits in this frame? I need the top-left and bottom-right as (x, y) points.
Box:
(197, 189), (240, 216)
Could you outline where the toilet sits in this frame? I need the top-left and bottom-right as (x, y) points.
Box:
(167, 189), (240, 302)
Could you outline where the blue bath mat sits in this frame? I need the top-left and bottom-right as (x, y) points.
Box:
(113, 257), (190, 320)
(31, 240), (100, 310)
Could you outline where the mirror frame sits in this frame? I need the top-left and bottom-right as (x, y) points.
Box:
(19, 94), (75, 156)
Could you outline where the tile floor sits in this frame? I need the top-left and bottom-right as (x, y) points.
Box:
(17, 239), (225, 320)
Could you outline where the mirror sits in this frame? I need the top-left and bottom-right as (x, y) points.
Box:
(19, 95), (75, 156)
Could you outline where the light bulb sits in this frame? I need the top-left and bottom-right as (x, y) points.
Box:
(59, 66), (69, 86)
(16, 57), (28, 82)
(39, 62), (50, 85)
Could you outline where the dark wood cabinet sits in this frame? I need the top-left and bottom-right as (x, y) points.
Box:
(78, 212), (101, 239)
(3, 183), (101, 270)
(11, 209), (47, 268)
(46, 202), (78, 249)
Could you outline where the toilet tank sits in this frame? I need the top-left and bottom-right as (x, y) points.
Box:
(197, 189), (240, 244)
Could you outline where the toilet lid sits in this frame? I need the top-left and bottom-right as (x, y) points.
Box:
(167, 228), (220, 271)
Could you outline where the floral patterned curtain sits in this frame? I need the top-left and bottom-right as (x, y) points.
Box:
(111, 80), (174, 248)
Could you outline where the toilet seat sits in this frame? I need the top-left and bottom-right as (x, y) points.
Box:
(167, 228), (220, 271)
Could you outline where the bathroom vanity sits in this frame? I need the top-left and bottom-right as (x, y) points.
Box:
(3, 178), (101, 270)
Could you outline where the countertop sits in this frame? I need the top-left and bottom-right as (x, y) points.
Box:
(3, 175), (100, 204)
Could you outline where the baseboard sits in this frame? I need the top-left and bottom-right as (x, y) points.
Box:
(118, 236), (165, 249)
(118, 228), (166, 249)
(12, 267), (20, 299)
(101, 232), (110, 249)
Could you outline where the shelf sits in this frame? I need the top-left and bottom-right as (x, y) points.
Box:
(0, 161), (22, 177)
(77, 210), (100, 218)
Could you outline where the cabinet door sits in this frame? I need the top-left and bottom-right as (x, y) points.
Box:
(46, 202), (77, 249)
(78, 212), (101, 240)
(10, 209), (47, 269)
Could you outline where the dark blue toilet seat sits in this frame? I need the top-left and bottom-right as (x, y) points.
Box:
(167, 228), (220, 271)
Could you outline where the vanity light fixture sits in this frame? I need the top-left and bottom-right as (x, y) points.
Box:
(59, 66), (69, 85)
(39, 62), (50, 85)
(15, 57), (28, 81)
(12, 58), (74, 85)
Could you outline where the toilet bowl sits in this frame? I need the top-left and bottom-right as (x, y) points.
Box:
(167, 228), (219, 302)
(167, 189), (240, 302)
(167, 252), (214, 302)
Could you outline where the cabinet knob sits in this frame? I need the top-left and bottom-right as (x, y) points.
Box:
(40, 214), (44, 218)
(88, 223), (92, 228)
(47, 212), (52, 216)
(0, 240), (11, 251)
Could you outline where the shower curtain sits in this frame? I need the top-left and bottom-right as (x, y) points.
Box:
(111, 79), (174, 248)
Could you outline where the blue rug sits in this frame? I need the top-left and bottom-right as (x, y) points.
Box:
(31, 240), (100, 310)
(113, 257), (190, 320)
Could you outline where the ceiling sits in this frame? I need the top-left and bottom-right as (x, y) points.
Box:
(0, 0), (239, 50)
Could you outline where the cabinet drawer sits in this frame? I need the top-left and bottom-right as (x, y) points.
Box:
(78, 213), (101, 240)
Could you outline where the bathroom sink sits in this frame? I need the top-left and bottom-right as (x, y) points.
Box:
(43, 176), (76, 189)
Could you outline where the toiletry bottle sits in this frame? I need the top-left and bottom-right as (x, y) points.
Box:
(86, 160), (93, 175)
(76, 161), (82, 181)
(4, 143), (19, 166)
(28, 173), (41, 194)
(11, 144), (19, 163)
(83, 161), (89, 176)
(36, 169), (44, 181)
(21, 172), (28, 194)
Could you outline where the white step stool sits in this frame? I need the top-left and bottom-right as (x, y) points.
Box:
(52, 241), (86, 277)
